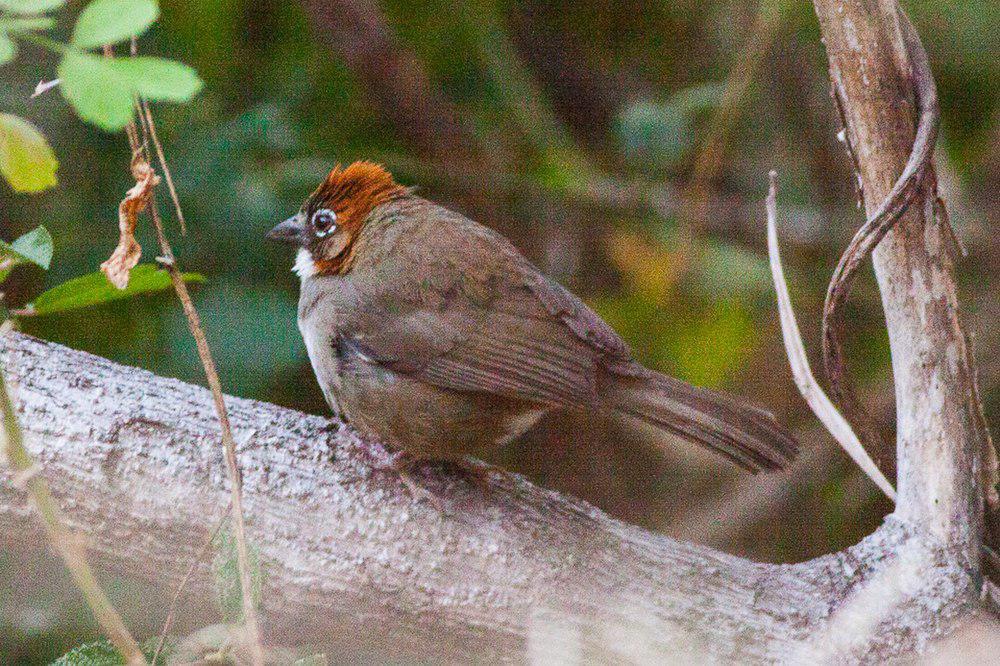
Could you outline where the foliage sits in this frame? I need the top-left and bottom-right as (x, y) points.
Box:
(0, 1), (205, 318)
(49, 636), (176, 665)
(0, 0), (202, 191)
(616, 83), (725, 169)
(70, 0), (159, 50)
(0, 227), (201, 316)
(0, 225), (52, 281)
(57, 52), (202, 132)
(1, 0), (997, 659)
(27, 263), (204, 315)
(49, 639), (123, 666)
(0, 113), (57, 191)
(0, 1), (66, 13)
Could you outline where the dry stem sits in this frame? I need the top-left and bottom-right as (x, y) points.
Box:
(0, 341), (146, 665)
(98, 41), (265, 665)
(129, 104), (266, 665)
(150, 504), (230, 665)
(766, 172), (895, 500)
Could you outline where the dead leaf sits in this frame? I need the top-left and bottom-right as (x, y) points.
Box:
(101, 155), (159, 289)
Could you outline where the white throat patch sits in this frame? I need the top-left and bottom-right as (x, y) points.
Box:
(292, 248), (317, 280)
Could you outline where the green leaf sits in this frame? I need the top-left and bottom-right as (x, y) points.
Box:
(0, 0), (66, 14)
(71, 0), (158, 49)
(57, 52), (203, 131)
(0, 113), (58, 192)
(12, 226), (53, 269)
(615, 83), (725, 169)
(50, 636), (179, 665)
(57, 51), (135, 130)
(115, 57), (203, 101)
(0, 16), (56, 31)
(50, 639), (124, 666)
(0, 226), (53, 275)
(0, 33), (15, 66)
(27, 264), (204, 315)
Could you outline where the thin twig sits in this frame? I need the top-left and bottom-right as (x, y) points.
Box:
(150, 504), (232, 666)
(766, 172), (896, 500)
(102, 45), (266, 666)
(131, 37), (186, 235)
(138, 140), (266, 666)
(0, 332), (147, 665)
(820, 7), (939, 468)
(680, 0), (785, 236)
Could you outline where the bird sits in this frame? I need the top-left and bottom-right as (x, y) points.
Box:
(268, 161), (797, 496)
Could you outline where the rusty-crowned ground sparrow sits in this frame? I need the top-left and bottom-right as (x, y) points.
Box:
(268, 162), (797, 493)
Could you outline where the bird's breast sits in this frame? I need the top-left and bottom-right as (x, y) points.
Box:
(298, 315), (344, 415)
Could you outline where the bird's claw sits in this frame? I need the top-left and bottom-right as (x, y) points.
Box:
(367, 447), (448, 512)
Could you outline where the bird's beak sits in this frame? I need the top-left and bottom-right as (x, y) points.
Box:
(267, 215), (305, 244)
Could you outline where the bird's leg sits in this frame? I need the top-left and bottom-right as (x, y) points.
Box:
(368, 448), (446, 512)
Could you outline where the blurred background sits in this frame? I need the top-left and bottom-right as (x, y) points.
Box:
(0, 0), (996, 661)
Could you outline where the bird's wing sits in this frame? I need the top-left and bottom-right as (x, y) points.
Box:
(343, 263), (633, 408)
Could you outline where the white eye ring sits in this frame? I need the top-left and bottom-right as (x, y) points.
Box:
(312, 208), (337, 237)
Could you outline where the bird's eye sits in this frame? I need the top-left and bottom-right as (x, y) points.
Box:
(312, 209), (338, 237)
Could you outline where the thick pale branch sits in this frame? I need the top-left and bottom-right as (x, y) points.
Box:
(813, 0), (989, 548)
(819, 8), (939, 480)
(0, 333), (988, 662)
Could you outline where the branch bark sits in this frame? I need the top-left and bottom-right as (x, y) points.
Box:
(0, 327), (992, 663)
(813, 0), (994, 546)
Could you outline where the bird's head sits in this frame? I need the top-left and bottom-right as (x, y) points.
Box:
(267, 161), (407, 278)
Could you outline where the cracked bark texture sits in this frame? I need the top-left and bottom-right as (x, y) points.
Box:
(0, 333), (841, 662)
(1, 0), (997, 662)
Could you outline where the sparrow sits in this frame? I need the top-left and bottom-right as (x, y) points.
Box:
(268, 161), (797, 489)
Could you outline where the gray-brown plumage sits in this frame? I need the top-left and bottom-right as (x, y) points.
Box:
(268, 162), (797, 473)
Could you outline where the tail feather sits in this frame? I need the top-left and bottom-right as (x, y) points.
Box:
(610, 372), (798, 472)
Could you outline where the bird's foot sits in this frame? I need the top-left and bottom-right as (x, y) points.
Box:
(396, 468), (447, 513)
(369, 449), (447, 512)
(367, 446), (409, 471)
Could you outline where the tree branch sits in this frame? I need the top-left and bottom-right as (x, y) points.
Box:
(768, 172), (895, 500)
(813, 0), (992, 547)
(819, 5), (939, 482)
(0, 332), (992, 662)
(1, 1), (995, 661)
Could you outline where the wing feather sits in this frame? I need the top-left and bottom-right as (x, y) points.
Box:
(335, 206), (635, 407)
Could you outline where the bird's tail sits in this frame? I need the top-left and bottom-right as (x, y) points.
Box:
(609, 371), (798, 472)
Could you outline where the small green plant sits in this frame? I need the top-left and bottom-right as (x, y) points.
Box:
(50, 638), (131, 666)
(0, 0), (203, 193)
(1, 226), (202, 318)
(0, 5), (209, 663)
(213, 524), (265, 624)
(49, 637), (175, 666)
